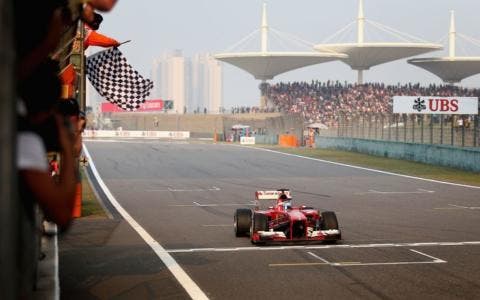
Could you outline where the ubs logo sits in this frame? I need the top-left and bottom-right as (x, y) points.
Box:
(413, 97), (426, 112)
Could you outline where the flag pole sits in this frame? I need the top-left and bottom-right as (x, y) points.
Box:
(80, 20), (86, 112)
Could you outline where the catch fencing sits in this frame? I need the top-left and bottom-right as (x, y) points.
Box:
(319, 113), (480, 148)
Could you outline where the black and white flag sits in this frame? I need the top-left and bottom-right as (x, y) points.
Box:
(86, 48), (153, 111)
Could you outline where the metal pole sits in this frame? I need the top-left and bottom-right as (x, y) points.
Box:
(430, 115), (433, 144)
(396, 115), (399, 141)
(412, 115), (415, 143)
(474, 115), (478, 147)
(451, 115), (454, 146)
(461, 116), (465, 147)
(368, 114), (372, 139)
(362, 115), (365, 139)
(403, 114), (407, 142)
(420, 115), (424, 144)
(388, 115), (391, 141)
(440, 115), (443, 144)
(79, 21), (86, 111)
(337, 113), (341, 137)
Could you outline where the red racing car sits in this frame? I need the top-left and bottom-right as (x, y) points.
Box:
(234, 189), (341, 244)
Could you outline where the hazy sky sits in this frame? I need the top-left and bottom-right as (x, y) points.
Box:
(96, 0), (480, 108)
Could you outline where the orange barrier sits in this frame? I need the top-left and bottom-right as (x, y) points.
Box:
(72, 183), (82, 218)
(278, 134), (299, 148)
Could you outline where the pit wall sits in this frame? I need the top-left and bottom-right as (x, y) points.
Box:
(315, 136), (480, 173)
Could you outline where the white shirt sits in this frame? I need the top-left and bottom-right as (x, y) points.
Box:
(17, 132), (48, 172)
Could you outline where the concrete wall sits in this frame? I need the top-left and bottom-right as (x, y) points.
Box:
(106, 113), (303, 142)
(316, 136), (480, 173)
(254, 135), (278, 145)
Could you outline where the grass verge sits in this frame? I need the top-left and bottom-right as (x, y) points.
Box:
(80, 167), (107, 218)
(254, 145), (480, 187)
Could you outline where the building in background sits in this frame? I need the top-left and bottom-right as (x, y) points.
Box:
(189, 53), (223, 114)
(152, 50), (186, 114)
(152, 51), (223, 114)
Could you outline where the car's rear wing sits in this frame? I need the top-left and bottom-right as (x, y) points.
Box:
(255, 190), (292, 200)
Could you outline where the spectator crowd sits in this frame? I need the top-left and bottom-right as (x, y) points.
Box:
(267, 81), (480, 126)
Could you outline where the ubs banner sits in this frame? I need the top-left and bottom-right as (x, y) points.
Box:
(393, 96), (478, 114)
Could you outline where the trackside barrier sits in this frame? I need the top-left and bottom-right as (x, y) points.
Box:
(279, 134), (299, 147)
(254, 135), (279, 145)
(72, 183), (82, 218)
(83, 130), (190, 139)
(240, 136), (256, 145)
(315, 136), (480, 173)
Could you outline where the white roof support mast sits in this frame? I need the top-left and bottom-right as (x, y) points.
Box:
(357, 0), (365, 44)
(449, 10), (456, 58)
(261, 2), (268, 54)
(408, 10), (480, 84)
(357, 0), (365, 84)
(214, 2), (347, 108)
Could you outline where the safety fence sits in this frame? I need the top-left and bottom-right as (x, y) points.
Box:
(319, 114), (480, 148)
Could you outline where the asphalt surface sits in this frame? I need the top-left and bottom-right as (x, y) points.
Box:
(73, 140), (480, 299)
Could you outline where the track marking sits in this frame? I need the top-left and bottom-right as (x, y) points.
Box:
(238, 146), (480, 190)
(448, 204), (480, 210)
(435, 204), (480, 210)
(409, 249), (446, 263)
(166, 241), (480, 253)
(269, 262), (328, 267)
(83, 145), (209, 300)
(356, 189), (435, 195)
(271, 248), (446, 268)
(308, 251), (331, 263)
(169, 202), (255, 207)
(202, 225), (231, 227)
(146, 187), (221, 192)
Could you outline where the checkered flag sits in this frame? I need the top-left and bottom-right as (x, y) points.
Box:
(86, 48), (153, 111)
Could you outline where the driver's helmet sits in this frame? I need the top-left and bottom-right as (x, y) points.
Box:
(277, 194), (290, 210)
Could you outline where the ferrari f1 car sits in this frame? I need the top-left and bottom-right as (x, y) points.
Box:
(234, 189), (341, 244)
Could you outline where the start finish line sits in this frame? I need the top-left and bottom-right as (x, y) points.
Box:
(393, 96), (478, 114)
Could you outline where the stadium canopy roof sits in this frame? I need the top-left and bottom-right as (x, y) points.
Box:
(314, 0), (442, 83)
(408, 11), (480, 83)
(315, 43), (441, 71)
(215, 51), (346, 81)
(214, 3), (346, 81)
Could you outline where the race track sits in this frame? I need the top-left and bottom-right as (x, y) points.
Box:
(84, 140), (480, 299)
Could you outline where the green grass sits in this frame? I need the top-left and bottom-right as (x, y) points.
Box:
(80, 168), (107, 218)
(255, 145), (480, 187)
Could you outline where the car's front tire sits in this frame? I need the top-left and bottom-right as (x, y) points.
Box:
(234, 208), (252, 237)
(321, 211), (339, 230)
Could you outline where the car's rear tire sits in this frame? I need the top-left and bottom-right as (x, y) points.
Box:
(251, 213), (268, 244)
(321, 211), (339, 230)
(234, 209), (252, 237)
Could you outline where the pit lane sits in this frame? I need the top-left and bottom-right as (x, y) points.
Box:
(84, 140), (480, 299)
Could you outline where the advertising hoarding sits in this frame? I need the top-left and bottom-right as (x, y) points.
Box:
(393, 96), (478, 114)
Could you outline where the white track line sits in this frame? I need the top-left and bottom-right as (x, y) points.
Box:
(409, 249), (446, 263)
(308, 251), (331, 264)
(239, 146), (480, 190)
(169, 203), (255, 207)
(83, 145), (208, 300)
(166, 241), (480, 253)
(331, 261), (445, 267)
